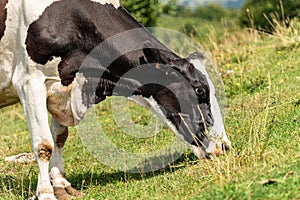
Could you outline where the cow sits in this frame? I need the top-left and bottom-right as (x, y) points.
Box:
(0, 0), (231, 199)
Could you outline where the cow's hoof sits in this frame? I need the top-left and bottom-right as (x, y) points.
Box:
(65, 186), (84, 197)
(54, 187), (73, 200)
(54, 186), (84, 200)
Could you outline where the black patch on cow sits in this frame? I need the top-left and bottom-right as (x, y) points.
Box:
(26, 0), (145, 73)
(0, 0), (8, 41)
(25, 0), (214, 148)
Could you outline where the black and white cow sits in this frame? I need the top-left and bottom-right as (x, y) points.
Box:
(0, 0), (231, 199)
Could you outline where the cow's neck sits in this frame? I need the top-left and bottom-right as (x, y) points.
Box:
(43, 1), (182, 125)
(55, 2), (171, 85)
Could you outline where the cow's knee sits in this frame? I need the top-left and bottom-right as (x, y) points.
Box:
(50, 118), (69, 148)
(37, 139), (54, 162)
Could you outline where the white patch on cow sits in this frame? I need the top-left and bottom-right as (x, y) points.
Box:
(71, 73), (88, 124)
(129, 95), (192, 148)
(190, 59), (224, 136)
(22, 0), (61, 24)
(49, 118), (67, 175)
(189, 57), (231, 151)
(91, 0), (120, 8)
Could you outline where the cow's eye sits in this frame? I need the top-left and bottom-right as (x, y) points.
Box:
(195, 87), (207, 99)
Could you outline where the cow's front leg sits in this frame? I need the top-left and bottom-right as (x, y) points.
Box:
(16, 76), (56, 200)
(49, 118), (82, 199)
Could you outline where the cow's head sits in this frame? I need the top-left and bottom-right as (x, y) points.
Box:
(133, 48), (231, 159)
(70, 42), (231, 159)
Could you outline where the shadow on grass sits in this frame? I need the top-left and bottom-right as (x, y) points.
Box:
(67, 152), (198, 189)
(0, 152), (199, 198)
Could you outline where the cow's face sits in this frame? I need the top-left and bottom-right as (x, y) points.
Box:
(141, 49), (231, 159)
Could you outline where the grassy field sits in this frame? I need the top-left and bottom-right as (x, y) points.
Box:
(0, 16), (300, 200)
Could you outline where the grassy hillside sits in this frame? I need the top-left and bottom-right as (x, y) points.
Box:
(177, 0), (244, 9)
(0, 17), (299, 200)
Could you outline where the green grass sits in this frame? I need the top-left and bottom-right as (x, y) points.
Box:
(0, 18), (300, 200)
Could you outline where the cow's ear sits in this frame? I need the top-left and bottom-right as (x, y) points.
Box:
(143, 41), (169, 64)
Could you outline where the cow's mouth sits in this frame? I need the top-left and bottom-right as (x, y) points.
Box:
(176, 112), (230, 159)
(192, 130), (231, 159)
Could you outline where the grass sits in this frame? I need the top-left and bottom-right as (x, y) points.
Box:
(0, 16), (300, 200)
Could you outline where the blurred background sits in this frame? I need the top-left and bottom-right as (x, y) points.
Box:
(121, 0), (300, 42)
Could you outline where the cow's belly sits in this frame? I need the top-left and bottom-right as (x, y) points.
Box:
(0, 67), (19, 108)
(0, 0), (20, 108)
(0, 68), (19, 109)
(0, 88), (19, 108)
(0, 51), (19, 108)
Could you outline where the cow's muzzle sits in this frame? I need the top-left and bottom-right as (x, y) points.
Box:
(192, 130), (231, 159)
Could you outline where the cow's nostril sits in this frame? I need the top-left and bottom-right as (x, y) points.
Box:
(205, 152), (212, 159)
(222, 143), (230, 152)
